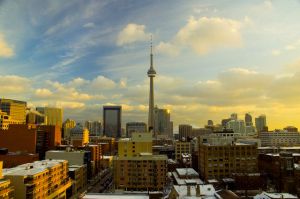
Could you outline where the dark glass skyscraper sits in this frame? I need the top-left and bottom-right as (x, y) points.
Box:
(103, 106), (122, 138)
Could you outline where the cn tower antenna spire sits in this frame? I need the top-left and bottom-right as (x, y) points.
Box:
(147, 34), (156, 136)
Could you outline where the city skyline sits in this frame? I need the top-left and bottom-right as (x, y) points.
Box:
(1, 1), (300, 129)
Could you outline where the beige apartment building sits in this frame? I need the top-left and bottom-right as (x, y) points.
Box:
(3, 159), (72, 199)
(199, 142), (258, 180)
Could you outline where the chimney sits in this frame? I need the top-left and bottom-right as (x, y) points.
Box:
(196, 184), (201, 197)
(187, 185), (191, 196)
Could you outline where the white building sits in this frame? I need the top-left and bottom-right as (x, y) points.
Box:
(259, 131), (300, 147)
(226, 120), (245, 135)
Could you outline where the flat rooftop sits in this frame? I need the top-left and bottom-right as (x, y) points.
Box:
(83, 194), (149, 199)
(3, 159), (67, 176)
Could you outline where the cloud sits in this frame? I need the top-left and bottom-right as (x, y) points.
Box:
(156, 17), (243, 56)
(272, 39), (300, 56)
(155, 42), (180, 56)
(55, 101), (85, 109)
(0, 34), (14, 57)
(90, 75), (117, 89)
(117, 23), (151, 46)
(176, 17), (242, 54)
(0, 75), (30, 93)
(83, 22), (95, 29)
(35, 88), (53, 98)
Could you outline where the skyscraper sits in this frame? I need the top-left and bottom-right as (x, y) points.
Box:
(147, 41), (156, 134)
(36, 107), (63, 127)
(154, 107), (173, 139)
(255, 114), (267, 133)
(245, 113), (253, 126)
(103, 106), (122, 138)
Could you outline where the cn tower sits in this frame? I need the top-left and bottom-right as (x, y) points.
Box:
(147, 38), (156, 134)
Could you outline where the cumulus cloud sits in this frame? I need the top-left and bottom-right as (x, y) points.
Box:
(117, 23), (151, 46)
(0, 34), (14, 57)
(90, 75), (116, 89)
(156, 17), (243, 56)
(35, 88), (53, 98)
(176, 17), (242, 54)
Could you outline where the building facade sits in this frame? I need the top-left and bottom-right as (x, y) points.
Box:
(103, 106), (122, 138)
(199, 142), (258, 180)
(126, 122), (147, 138)
(0, 98), (26, 124)
(113, 154), (167, 191)
(118, 132), (152, 157)
(255, 114), (267, 133)
(36, 107), (63, 127)
(63, 118), (76, 139)
(179, 124), (193, 140)
(154, 107), (173, 139)
(3, 160), (72, 199)
(259, 131), (300, 147)
(175, 141), (191, 162)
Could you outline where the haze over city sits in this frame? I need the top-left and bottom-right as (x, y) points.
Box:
(1, 0), (300, 130)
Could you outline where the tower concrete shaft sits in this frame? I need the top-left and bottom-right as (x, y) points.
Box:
(147, 43), (156, 133)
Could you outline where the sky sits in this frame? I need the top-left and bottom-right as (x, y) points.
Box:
(1, 0), (300, 131)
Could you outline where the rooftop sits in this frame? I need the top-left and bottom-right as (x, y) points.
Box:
(3, 159), (67, 177)
(173, 184), (216, 198)
(254, 192), (298, 199)
(83, 194), (149, 199)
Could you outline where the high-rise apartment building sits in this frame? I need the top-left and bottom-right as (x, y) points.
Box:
(226, 120), (246, 135)
(126, 122), (147, 137)
(154, 107), (173, 139)
(0, 111), (10, 130)
(0, 98), (26, 124)
(36, 125), (61, 159)
(63, 118), (76, 139)
(3, 160), (72, 199)
(103, 106), (122, 138)
(36, 107), (63, 127)
(85, 121), (102, 136)
(70, 124), (89, 147)
(255, 114), (267, 133)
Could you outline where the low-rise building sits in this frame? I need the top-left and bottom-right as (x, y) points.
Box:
(259, 131), (300, 147)
(169, 184), (216, 199)
(254, 192), (297, 199)
(199, 141), (258, 181)
(171, 168), (203, 185)
(3, 159), (72, 199)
